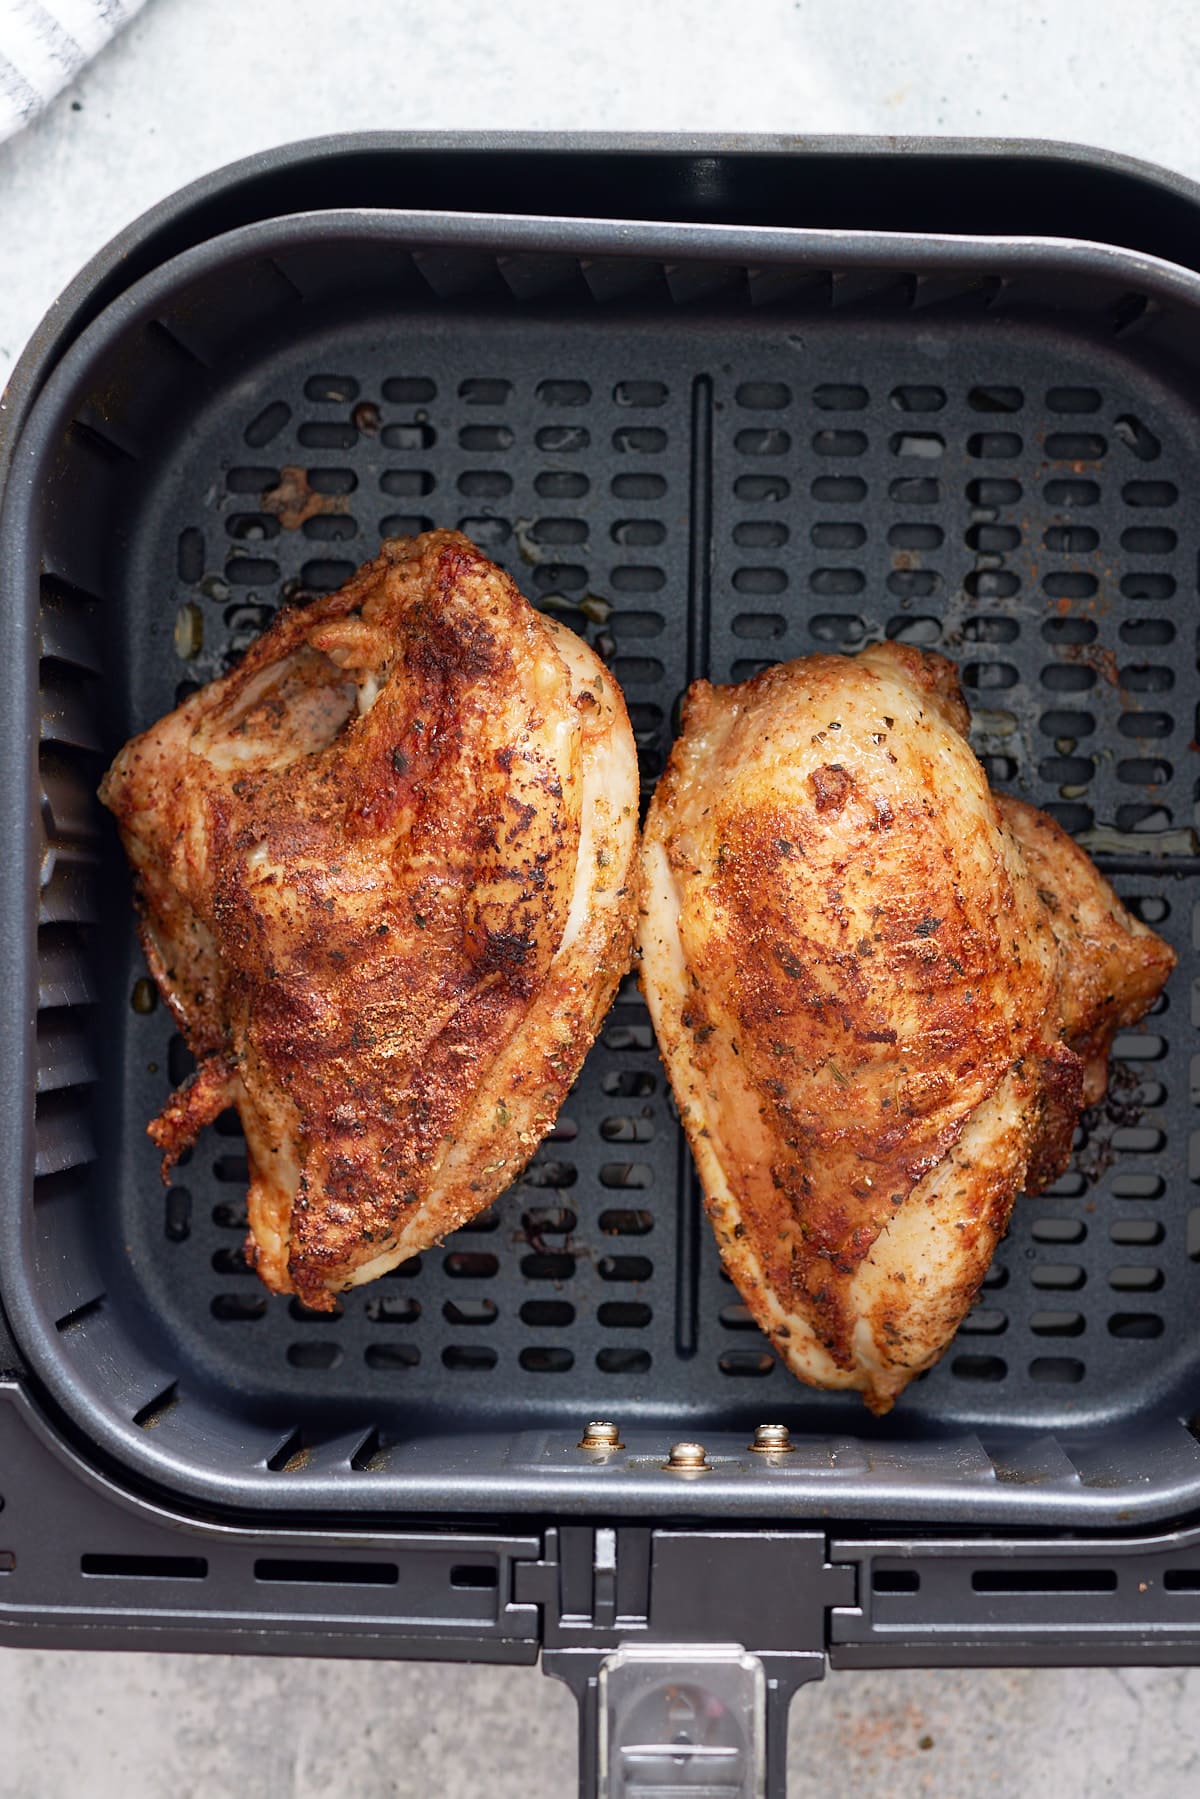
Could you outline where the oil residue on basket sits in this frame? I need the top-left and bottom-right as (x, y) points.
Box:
(260, 465), (351, 531)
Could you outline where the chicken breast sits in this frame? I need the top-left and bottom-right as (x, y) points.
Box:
(639, 641), (1173, 1411)
(101, 531), (640, 1309)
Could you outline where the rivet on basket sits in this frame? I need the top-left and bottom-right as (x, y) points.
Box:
(578, 1421), (623, 1451)
(749, 1423), (794, 1454)
(662, 1441), (711, 1472)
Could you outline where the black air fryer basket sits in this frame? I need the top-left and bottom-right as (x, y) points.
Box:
(7, 135), (1200, 1796)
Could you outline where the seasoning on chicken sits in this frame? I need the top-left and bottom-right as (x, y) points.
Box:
(101, 531), (640, 1309)
(639, 641), (1174, 1412)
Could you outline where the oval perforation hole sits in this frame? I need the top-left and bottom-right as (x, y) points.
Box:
(599, 1115), (654, 1145)
(1108, 1312), (1164, 1339)
(243, 401), (291, 447)
(1047, 386), (1101, 413)
(597, 1302), (652, 1329)
(443, 1252), (499, 1280)
(958, 1308), (1008, 1336)
(968, 431), (1022, 459)
(613, 426), (665, 454)
(614, 380), (668, 407)
(1042, 616), (1096, 645)
(719, 1350), (774, 1377)
(364, 1295), (420, 1324)
(890, 476), (940, 504)
(737, 381), (791, 409)
(968, 385), (1022, 413)
(614, 518), (667, 548)
(1123, 480), (1177, 507)
(1122, 525), (1177, 553)
(1031, 1218), (1086, 1245)
(965, 570), (1020, 600)
(365, 1343), (420, 1369)
(597, 1348), (651, 1374)
(1043, 525), (1099, 554)
(288, 1296), (343, 1323)
(209, 1243), (256, 1283)
(1112, 1219), (1164, 1246)
(521, 1253), (576, 1281)
(520, 1300), (575, 1327)
(962, 616), (1019, 644)
(812, 475), (866, 503)
(1108, 1266), (1164, 1292)
(536, 379), (590, 406)
(812, 521), (866, 550)
(1046, 433), (1106, 461)
(809, 613), (866, 645)
(888, 522), (943, 550)
(443, 1298), (499, 1325)
(890, 385), (945, 412)
(460, 424), (511, 452)
(599, 1209), (653, 1236)
(1031, 1311), (1085, 1337)
(890, 432), (943, 459)
(614, 472), (668, 499)
(1029, 1357), (1085, 1384)
(165, 1186), (191, 1243)
(519, 1346), (573, 1373)
(1032, 1264), (1086, 1290)
(598, 1255), (652, 1283)
(1121, 573), (1176, 599)
(1114, 415), (1161, 461)
(950, 1354), (1006, 1382)
(211, 1293), (266, 1322)
(287, 1341), (342, 1370)
(385, 1255), (423, 1278)
(966, 523), (1020, 552)
(443, 1345), (498, 1371)
(1045, 479), (1099, 506)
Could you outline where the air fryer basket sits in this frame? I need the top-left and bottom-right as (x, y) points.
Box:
(6, 208), (1200, 1524)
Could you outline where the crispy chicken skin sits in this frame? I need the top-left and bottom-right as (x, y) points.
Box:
(639, 641), (1173, 1411)
(101, 531), (640, 1309)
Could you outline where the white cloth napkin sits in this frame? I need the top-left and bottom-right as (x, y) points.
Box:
(0, 0), (146, 143)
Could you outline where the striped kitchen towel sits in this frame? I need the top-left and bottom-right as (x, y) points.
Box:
(0, 0), (146, 143)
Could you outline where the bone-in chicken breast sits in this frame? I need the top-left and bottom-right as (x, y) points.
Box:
(101, 531), (639, 1309)
(639, 641), (1173, 1411)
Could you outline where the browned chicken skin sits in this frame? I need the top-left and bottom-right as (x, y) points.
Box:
(101, 532), (640, 1309)
(639, 642), (1174, 1411)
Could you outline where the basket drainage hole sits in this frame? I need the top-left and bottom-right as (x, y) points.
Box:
(519, 1346), (574, 1373)
(872, 1568), (920, 1594)
(243, 401), (291, 448)
(287, 1342), (343, 1370)
(443, 1345), (498, 1371)
(81, 1554), (207, 1581)
(450, 1564), (499, 1589)
(255, 1558), (397, 1586)
(971, 1568), (1115, 1594)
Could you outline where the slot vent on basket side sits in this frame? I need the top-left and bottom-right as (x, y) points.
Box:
(971, 1567), (1116, 1594)
(81, 1554), (207, 1580)
(254, 1557), (398, 1585)
(132, 1384), (179, 1431)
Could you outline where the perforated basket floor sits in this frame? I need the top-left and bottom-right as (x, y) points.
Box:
(8, 213), (1200, 1521)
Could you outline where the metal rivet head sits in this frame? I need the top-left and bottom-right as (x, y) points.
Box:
(663, 1441), (710, 1472)
(579, 1421), (623, 1450)
(750, 1423), (794, 1454)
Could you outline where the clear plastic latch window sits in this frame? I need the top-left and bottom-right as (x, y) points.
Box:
(597, 1642), (766, 1798)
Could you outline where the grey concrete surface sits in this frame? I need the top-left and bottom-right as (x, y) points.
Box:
(1, 1651), (1198, 1797)
(4, 2), (1200, 1794)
